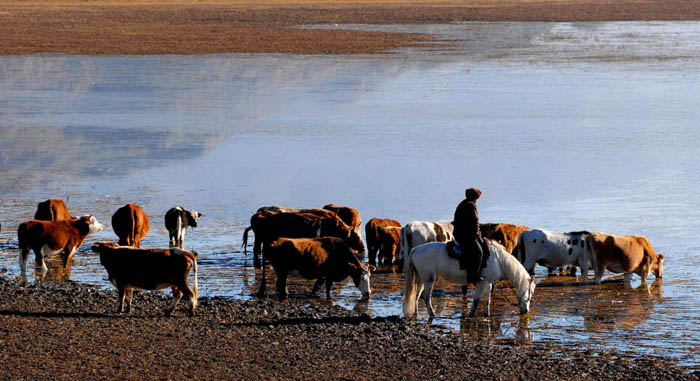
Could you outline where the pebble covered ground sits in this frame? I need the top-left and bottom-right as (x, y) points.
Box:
(0, 276), (696, 380)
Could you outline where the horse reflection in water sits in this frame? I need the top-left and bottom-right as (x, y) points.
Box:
(457, 316), (532, 344)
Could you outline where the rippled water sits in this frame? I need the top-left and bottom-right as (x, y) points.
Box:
(1, 21), (699, 367)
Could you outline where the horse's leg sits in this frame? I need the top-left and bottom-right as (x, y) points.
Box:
(423, 278), (436, 317)
(469, 281), (488, 317)
(483, 283), (493, 317)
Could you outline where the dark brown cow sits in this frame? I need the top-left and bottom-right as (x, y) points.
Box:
(259, 237), (373, 300)
(91, 242), (198, 316)
(34, 198), (73, 221)
(376, 225), (402, 265)
(242, 210), (366, 268)
(18, 215), (104, 274)
(586, 233), (664, 285)
(480, 223), (530, 254)
(365, 218), (401, 265)
(112, 203), (150, 248)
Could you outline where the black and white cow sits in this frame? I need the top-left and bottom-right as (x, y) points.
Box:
(164, 206), (203, 249)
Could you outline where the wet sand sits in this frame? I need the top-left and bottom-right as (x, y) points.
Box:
(1, 276), (696, 380)
(3, 0), (700, 54)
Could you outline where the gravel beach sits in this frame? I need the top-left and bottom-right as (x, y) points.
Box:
(0, 276), (696, 380)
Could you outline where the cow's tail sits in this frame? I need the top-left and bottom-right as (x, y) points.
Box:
(398, 225), (410, 266)
(241, 226), (253, 255)
(192, 253), (199, 300)
(402, 249), (421, 317)
(130, 207), (138, 247)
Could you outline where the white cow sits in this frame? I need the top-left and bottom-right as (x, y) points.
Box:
(515, 229), (591, 280)
(398, 220), (454, 265)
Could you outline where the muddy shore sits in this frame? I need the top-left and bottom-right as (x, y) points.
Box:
(3, 0), (700, 55)
(0, 276), (696, 380)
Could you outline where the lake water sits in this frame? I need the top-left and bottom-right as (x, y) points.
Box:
(1, 21), (699, 367)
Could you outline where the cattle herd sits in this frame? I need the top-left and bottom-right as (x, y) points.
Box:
(9, 198), (666, 317)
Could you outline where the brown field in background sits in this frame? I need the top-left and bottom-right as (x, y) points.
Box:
(2, 0), (700, 55)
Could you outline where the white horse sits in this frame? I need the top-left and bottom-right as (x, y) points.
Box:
(515, 229), (591, 280)
(403, 240), (536, 317)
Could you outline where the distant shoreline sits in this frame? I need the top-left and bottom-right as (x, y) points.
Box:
(2, 0), (700, 55)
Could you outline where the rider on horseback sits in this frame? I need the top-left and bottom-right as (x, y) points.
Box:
(450, 187), (488, 283)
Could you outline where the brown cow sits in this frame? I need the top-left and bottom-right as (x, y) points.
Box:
(365, 218), (401, 265)
(34, 198), (73, 221)
(323, 204), (362, 234)
(377, 226), (402, 265)
(259, 237), (373, 301)
(586, 233), (664, 285)
(18, 215), (104, 274)
(112, 203), (150, 247)
(480, 223), (530, 254)
(91, 242), (198, 316)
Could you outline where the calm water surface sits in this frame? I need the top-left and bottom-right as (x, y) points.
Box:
(1, 22), (699, 367)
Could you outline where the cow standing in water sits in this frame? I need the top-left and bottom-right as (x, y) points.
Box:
(398, 220), (454, 266)
(18, 215), (104, 274)
(164, 206), (203, 249)
(260, 237), (373, 300)
(365, 218), (402, 265)
(112, 203), (150, 248)
(586, 233), (664, 285)
(34, 198), (73, 221)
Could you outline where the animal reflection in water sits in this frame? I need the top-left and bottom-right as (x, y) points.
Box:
(403, 240), (536, 317)
(584, 279), (665, 331)
(456, 315), (533, 344)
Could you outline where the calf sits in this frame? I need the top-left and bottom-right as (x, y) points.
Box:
(34, 198), (73, 221)
(164, 206), (203, 249)
(586, 233), (664, 285)
(365, 218), (402, 265)
(260, 237), (373, 300)
(18, 215), (104, 273)
(91, 242), (198, 316)
(112, 203), (150, 247)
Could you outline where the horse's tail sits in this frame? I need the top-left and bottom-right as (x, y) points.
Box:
(241, 226), (253, 255)
(402, 249), (420, 316)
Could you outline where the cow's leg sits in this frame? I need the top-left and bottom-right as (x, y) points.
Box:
(257, 261), (267, 297)
(19, 246), (31, 274)
(165, 286), (183, 317)
(483, 283), (494, 317)
(547, 267), (555, 276)
(325, 280), (334, 300)
(578, 258), (588, 281)
(594, 261), (605, 285)
(125, 287), (134, 313)
(117, 285), (127, 313)
(311, 278), (324, 296)
(178, 229), (186, 249)
(169, 233), (176, 248)
(177, 279), (197, 316)
(276, 272), (288, 301)
(623, 272), (633, 286)
(368, 245), (377, 266)
(423, 279), (436, 317)
(36, 246), (50, 275)
(253, 239), (262, 269)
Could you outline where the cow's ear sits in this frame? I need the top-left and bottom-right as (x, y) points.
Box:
(658, 253), (665, 260)
(198, 212), (204, 218)
(90, 243), (101, 253)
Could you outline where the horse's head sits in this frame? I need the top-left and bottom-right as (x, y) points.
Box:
(518, 276), (536, 315)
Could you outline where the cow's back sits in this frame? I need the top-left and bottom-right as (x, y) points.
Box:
(323, 204), (361, 231)
(112, 203), (151, 247)
(587, 233), (651, 272)
(35, 199), (71, 221)
(100, 246), (194, 289)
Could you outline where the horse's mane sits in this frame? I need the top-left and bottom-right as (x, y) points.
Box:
(489, 241), (532, 299)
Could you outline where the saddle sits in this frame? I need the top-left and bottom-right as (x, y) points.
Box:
(446, 237), (491, 271)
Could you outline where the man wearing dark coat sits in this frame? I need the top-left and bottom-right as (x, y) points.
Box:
(451, 187), (487, 283)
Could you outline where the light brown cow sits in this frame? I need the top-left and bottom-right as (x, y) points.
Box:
(480, 223), (530, 254)
(586, 233), (665, 285)
(18, 215), (104, 274)
(112, 203), (150, 248)
(365, 217), (402, 265)
(91, 242), (198, 316)
(34, 198), (73, 221)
